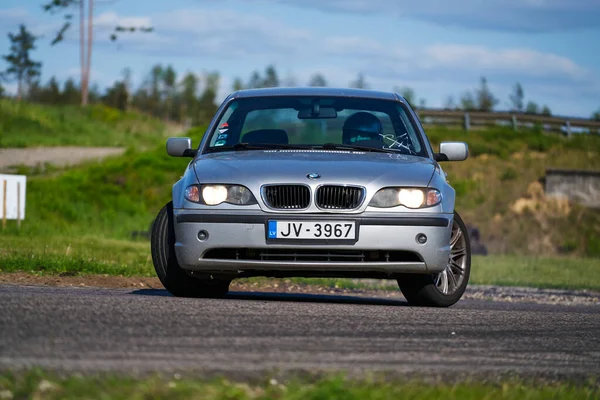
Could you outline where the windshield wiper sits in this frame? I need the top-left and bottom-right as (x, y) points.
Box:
(204, 143), (313, 153)
(314, 143), (396, 153)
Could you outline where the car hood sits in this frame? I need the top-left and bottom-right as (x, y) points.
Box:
(192, 150), (436, 187)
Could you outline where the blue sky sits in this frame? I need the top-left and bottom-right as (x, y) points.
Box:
(1, 0), (599, 117)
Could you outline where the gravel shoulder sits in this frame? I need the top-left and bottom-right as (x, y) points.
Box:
(0, 147), (125, 172)
(1, 272), (598, 307)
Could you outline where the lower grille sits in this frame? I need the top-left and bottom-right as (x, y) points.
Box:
(316, 185), (365, 210)
(203, 248), (422, 263)
(262, 185), (310, 210)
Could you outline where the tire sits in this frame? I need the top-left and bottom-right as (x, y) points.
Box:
(398, 211), (471, 307)
(150, 201), (231, 298)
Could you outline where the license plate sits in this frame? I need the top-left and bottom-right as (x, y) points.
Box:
(267, 220), (356, 240)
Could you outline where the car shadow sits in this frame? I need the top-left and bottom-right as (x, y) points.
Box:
(130, 288), (409, 307)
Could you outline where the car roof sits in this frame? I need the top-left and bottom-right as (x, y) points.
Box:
(229, 86), (406, 102)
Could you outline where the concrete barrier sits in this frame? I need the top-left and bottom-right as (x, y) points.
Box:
(544, 169), (600, 208)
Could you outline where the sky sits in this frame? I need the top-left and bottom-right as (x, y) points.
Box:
(1, 0), (599, 118)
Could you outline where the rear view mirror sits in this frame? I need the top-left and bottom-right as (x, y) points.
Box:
(297, 107), (337, 119)
(166, 137), (195, 157)
(435, 141), (468, 161)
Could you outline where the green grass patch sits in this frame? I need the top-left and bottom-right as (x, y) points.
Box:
(2, 235), (600, 292)
(424, 125), (600, 158)
(0, 235), (153, 277)
(0, 144), (192, 239)
(0, 369), (598, 400)
(469, 255), (600, 291)
(0, 99), (179, 148)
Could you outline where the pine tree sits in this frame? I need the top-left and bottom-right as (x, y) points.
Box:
(475, 76), (498, 112)
(349, 73), (368, 89)
(509, 82), (524, 112)
(308, 73), (327, 87)
(262, 65), (279, 87)
(2, 24), (42, 100)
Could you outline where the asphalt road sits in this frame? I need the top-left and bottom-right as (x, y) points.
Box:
(1, 284), (599, 380)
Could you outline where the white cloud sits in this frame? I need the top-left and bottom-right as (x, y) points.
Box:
(421, 45), (588, 79)
(93, 11), (152, 30)
(1, 5), (596, 116)
(65, 7), (595, 114)
(100, 8), (591, 83)
(262, 0), (600, 32)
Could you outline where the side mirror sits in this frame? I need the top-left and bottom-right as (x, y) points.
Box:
(434, 141), (468, 161)
(166, 137), (196, 157)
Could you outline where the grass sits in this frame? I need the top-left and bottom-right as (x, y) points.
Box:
(0, 144), (191, 238)
(0, 235), (153, 277)
(424, 124), (600, 159)
(1, 101), (599, 286)
(2, 131), (599, 256)
(0, 369), (598, 400)
(0, 99), (180, 149)
(2, 235), (600, 292)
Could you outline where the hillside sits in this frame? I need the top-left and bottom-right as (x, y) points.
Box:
(1, 102), (599, 257)
(0, 99), (181, 149)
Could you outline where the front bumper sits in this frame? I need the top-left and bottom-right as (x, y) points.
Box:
(172, 210), (454, 276)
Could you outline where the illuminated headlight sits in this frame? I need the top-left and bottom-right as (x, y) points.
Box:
(369, 187), (442, 208)
(185, 184), (257, 206)
(202, 185), (228, 205)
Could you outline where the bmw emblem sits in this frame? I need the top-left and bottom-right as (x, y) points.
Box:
(307, 173), (321, 180)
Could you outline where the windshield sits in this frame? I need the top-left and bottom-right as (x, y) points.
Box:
(204, 95), (427, 157)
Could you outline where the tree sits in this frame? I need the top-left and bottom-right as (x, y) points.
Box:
(349, 73), (368, 89)
(232, 77), (244, 91)
(103, 80), (128, 111)
(62, 77), (80, 104)
(541, 105), (552, 116)
(198, 71), (220, 121)
(180, 71), (199, 122)
(525, 101), (539, 114)
(247, 71), (262, 89)
(2, 24), (42, 100)
(593, 109), (600, 121)
(26, 79), (42, 101)
(460, 91), (476, 111)
(0, 82), (5, 98)
(162, 65), (177, 119)
(43, 0), (153, 107)
(395, 86), (415, 105)
(444, 95), (457, 110)
(262, 65), (279, 87)
(308, 73), (327, 87)
(509, 82), (524, 112)
(475, 76), (498, 112)
(38, 76), (61, 103)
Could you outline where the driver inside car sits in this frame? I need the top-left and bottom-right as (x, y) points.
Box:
(342, 111), (385, 148)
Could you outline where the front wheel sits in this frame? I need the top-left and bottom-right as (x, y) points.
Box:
(398, 211), (471, 307)
(150, 201), (231, 298)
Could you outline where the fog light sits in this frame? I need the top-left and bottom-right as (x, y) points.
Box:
(416, 233), (427, 244)
(198, 230), (209, 241)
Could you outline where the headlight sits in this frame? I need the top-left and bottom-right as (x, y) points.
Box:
(369, 187), (442, 208)
(185, 184), (257, 206)
(202, 185), (228, 205)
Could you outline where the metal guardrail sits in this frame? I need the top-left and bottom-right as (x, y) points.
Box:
(414, 109), (600, 135)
